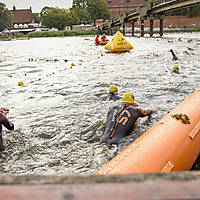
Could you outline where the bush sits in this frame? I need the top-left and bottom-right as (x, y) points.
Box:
(27, 29), (98, 38)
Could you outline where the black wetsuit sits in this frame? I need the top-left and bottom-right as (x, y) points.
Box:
(102, 93), (120, 101)
(0, 113), (14, 151)
(173, 70), (180, 74)
(170, 49), (178, 61)
(100, 104), (152, 145)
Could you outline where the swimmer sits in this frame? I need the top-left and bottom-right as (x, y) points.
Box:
(100, 92), (154, 145)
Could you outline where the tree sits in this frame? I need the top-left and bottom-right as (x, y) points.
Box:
(0, 3), (13, 31)
(69, 9), (80, 26)
(72, 0), (88, 9)
(73, 8), (91, 24)
(87, 0), (110, 26)
(32, 13), (41, 23)
(41, 7), (80, 30)
(40, 6), (51, 17)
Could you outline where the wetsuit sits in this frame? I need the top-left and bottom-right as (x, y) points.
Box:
(0, 113), (14, 151)
(100, 104), (152, 145)
(102, 93), (120, 101)
(173, 70), (180, 74)
(170, 49), (178, 60)
(95, 36), (100, 44)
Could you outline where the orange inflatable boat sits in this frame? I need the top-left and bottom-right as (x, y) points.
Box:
(95, 40), (109, 46)
(96, 88), (200, 175)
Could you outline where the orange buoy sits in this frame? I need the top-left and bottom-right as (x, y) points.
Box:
(96, 88), (200, 175)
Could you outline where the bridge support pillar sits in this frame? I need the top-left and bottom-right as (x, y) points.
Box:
(150, 19), (154, 37)
(123, 23), (126, 35)
(131, 21), (135, 37)
(160, 18), (163, 36)
(110, 28), (113, 35)
(140, 19), (144, 37)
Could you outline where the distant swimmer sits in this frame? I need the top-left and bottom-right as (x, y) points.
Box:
(187, 47), (194, 51)
(169, 49), (178, 60)
(173, 65), (180, 74)
(100, 92), (154, 145)
(0, 107), (14, 151)
(102, 85), (120, 101)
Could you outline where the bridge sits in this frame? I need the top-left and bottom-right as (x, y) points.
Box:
(100, 0), (200, 36)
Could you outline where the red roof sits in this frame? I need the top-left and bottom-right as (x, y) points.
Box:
(104, 0), (147, 8)
(12, 9), (33, 24)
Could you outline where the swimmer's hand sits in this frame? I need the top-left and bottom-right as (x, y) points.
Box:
(147, 109), (155, 115)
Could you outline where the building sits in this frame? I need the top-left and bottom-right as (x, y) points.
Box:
(11, 6), (34, 26)
(104, 0), (148, 19)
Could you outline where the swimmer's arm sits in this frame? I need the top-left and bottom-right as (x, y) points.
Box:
(139, 109), (155, 116)
(0, 113), (14, 130)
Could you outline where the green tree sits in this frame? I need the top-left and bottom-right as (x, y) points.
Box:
(41, 7), (68, 30)
(73, 8), (91, 24)
(41, 7), (80, 30)
(0, 3), (13, 31)
(72, 0), (88, 9)
(69, 9), (80, 26)
(40, 6), (51, 17)
(32, 13), (41, 23)
(87, 0), (110, 26)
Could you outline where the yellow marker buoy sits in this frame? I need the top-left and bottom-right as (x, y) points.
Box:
(18, 81), (24, 86)
(101, 53), (103, 56)
(71, 63), (75, 67)
(154, 53), (159, 57)
(105, 31), (133, 52)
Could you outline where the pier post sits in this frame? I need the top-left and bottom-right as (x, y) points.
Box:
(110, 28), (113, 35)
(123, 23), (126, 35)
(160, 18), (163, 36)
(131, 20), (135, 37)
(140, 19), (144, 37)
(150, 18), (154, 37)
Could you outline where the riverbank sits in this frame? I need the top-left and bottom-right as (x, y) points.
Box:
(1, 27), (200, 40)
(0, 29), (98, 40)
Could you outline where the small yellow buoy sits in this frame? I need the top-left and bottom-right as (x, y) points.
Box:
(18, 81), (24, 86)
(71, 63), (75, 67)
(101, 53), (103, 56)
(154, 53), (159, 57)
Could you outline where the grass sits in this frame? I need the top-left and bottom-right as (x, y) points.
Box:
(27, 29), (99, 38)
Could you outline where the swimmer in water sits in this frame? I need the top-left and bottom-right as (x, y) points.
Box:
(0, 107), (14, 151)
(100, 92), (154, 145)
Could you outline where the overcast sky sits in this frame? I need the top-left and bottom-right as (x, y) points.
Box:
(1, 0), (73, 12)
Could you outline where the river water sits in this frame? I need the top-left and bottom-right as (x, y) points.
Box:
(0, 32), (199, 175)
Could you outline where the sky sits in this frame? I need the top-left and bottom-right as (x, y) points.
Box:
(1, 0), (73, 12)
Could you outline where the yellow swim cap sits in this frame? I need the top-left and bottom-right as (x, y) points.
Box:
(18, 81), (24, 86)
(121, 92), (135, 103)
(109, 85), (118, 94)
(173, 65), (179, 71)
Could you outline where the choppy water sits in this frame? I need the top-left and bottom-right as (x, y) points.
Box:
(0, 32), (199, 175)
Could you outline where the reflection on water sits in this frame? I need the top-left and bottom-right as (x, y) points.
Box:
(0, 33), (200, 175)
